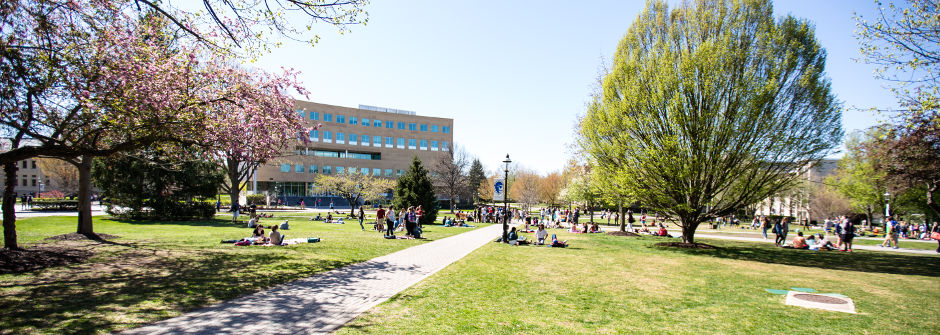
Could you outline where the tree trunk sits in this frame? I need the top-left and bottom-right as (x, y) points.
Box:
(3, 162), (19, 249)
(926, 181), (940, 218)
(76, 155), (94, 236)
(589, 203), (594, 223)
(866, 204), (874, 230)
(680, 219), (698, 244)
(227, 157), (241, 211)
(618, 203), (625, 232)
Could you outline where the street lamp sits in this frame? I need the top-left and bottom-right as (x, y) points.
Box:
(502, 154), (511, 243)
(884, 192), (891, 219)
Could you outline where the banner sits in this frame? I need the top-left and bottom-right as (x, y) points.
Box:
(493, 178), (505, 201)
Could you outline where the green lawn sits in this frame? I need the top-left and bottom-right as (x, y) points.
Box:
(337, 230), (940, 335)
(0, 215), (486, 335)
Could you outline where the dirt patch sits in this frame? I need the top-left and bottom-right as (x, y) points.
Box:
(653, 242), (716, 249)
(606, 231), (640, 237)
(44, 233), (120, 241)
(0, 246), (95, 274)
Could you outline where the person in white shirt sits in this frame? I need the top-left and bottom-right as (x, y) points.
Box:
(535, 224), (548, 245)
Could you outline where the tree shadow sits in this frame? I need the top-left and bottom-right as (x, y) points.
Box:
(657, 242), (940, 277)
(110, 218), (246, 228)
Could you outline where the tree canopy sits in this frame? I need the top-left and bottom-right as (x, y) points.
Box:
(579, 0), (843, 243)
(394, 157), (438, 226)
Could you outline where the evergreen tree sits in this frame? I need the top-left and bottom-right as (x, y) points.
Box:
(467, 159), (487, 205)
(394, 156), (438, 226)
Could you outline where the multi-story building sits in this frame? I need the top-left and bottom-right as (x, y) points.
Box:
(753, 159), (839, 223)
(0, 139), (50, 197)
(250, 101), (454, 206)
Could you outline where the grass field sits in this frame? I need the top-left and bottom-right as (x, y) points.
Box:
(337, 230), (940, 335)
(0, 214), (486, 335)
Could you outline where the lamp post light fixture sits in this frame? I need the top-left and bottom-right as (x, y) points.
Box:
(884, 192), (891, 219)
(502, 154), (511, 243)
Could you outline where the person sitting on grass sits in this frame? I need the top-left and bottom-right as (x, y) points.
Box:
(656, 226), (671, 237)
(251, 225), (267, 244)
(590, 222), (600, 233)
(535, 224), (548, 245)
(326, 213), (333, 223)
(507, 227), (520, 245)
(280, 220), (289, 230)
(816, 233), (836, 250)
(783, 231), (809, 249)
(247, 217), (258, 228)
(269, 225), (283, 245)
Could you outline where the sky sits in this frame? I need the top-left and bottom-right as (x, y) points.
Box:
(251, 0), (899, 174)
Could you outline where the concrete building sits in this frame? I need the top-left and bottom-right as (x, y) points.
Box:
(0, 139), (50, 197)
(250, 101), (454, 207)
(753, 159), (839, 223)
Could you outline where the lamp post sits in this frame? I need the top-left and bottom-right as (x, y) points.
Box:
(502, 154), (511, 243)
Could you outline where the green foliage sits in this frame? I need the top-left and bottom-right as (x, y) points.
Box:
(467, 159), (487, 204)
(579, 0), (843, 243)
(246, 193), (266, 205)
(828, 130), (888, 220)
(92, 151), (224, 220)
(394, 157), (438, 226)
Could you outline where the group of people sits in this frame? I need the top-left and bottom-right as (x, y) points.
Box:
(506, 224), (567, 247)
(240, 222), (284, 246)
(881, 217), (940, 252)
(359, 204), (425, 239)
(779, 215), (857, 251)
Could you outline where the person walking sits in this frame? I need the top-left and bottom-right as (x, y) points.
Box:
(376, 205), (386, 232)
(843, 215), (857, 252)
(760, 216), (769, 239)
(780, 217), (790, 242)
(773, 218), (784, 247)
(385, 206), (396, 237)
(358, 205), (366, 231)
(231, 202), (240, 223)
(881, 216), (900, 249)
(931, 221), (940, 253)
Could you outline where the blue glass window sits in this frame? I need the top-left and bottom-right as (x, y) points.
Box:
(361, 135), (370, 145)
(373, 119), (382, 127)
(408, 123), (417, 131)
(398, 122), (406, 130)
(420, 139), (428, 150)
(349, 133), (358, 144)
(372, 168), (380, 176)
(295, 164), (305, 173)
(297, 110), (305, 118)
(362, 118), (370, 127)
(384, 169), (393, 177)
(336, 166), (344, 174)
(431, 140), (439, 150)
(385, 136), (393, 146)
(310, 111), (319, 120)
(442, 141), (449, 151)
(397, 138), (405, 148)
(336, 115), (345, 124)
(386, 121), (394, 128)
(310, 165), (318, 173)
(309, 130), (319, 141)
(431, 125), (439, 132)
(408, 139), (417, 149)
(323, 166), (332, 174)
(360, 167), (369, 175)
(336, 132), (345, 143)
(324, 113), (333, 122)
(442, 126), (451, 133)
(324, 131), (332, 142)
(420, 124), (428, 132)
(373, 136), (381, 146)
(280, 164), (290, 172)
(349, 117), (358, 125)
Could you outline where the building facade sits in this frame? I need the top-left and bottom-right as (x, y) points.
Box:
(0, 139), (50, 197)
(753, 159), (839, 223)
(251, 101), (454, 206)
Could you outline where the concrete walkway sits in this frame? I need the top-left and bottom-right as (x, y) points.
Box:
(122, 224), (504, 335)
(694, 233), (939, 255)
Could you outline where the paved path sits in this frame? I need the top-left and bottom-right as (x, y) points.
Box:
(122, 224), (504, 335)
(694, 233), (939, 255)
(2, 204), (107, 218)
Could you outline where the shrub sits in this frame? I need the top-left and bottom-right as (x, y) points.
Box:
(246, 194), (266, 205)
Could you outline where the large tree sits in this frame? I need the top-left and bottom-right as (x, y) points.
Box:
(538, 171), (565, 208)
(466, 158), (487, 204)
(432, 143), (468, 213)
(828, 130), (888, 225)
(315, 171), (394, 216)
(393, 157), (438, 226)
(580, 0), (843, 244)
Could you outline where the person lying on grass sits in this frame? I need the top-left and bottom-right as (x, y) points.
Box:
(550, 234), (568, 248)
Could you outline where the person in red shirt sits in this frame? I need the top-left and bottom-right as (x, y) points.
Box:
(416, 205), (424, 227)
(376, 205), (386, 231)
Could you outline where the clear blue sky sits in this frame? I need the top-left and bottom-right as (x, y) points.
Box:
(254, 0), (898, 174)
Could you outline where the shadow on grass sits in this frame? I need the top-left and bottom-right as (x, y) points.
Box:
(658, 242), (940, 277)
(0, 249), (357, 335)
(111, 218), (246, 228)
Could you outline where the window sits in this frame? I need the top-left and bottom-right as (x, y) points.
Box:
(396, 169), (405, 177)
(323, 113), (333, 122)
(360, 167), (369, 175)
(21, 179), (26, 186)
(420, 139), (428, 150)
(31, 161), (36, 169)
(336, 166), (344, 174)
(336, 132), (345, 144)
(372, 168), (380, 176)
(349, 133), (358, 145)
(397, 138), (405, 149)
(442, 141), (449, 151)
(21, 161), (26, 169)
(420, 124), (428, 132)
(295, 164), (305, 173)
(442, 126), (451, 133)
(408, 139), (417, 149)
(349, 166), (356, 174)
(361, 135), (370, 145)
(384, 169), (393, 177)
(336, 115), (345, 124)
(386, 121), (394, 128)
(373, 136), (382, 147)
(397, 122), (406, 130)
(280, 164), (291, 172)
(362, 118), (370, 127)
(323, 131), (333, 143)
(385, 136), (393, 147)
(323, 166), (332, 174)
(431, 125), (439, 132)
(431, 140), (439, 151)
(310, 111), (319, 120)
(408, 123), (417, 131)
(310, 165), (318, 173)
(309, 130), (319, 141)
(349, 117), (358, 125)
(297, 109), (305, 118)
(31, 177), (36, 187)
(373, 119), (382, 127)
